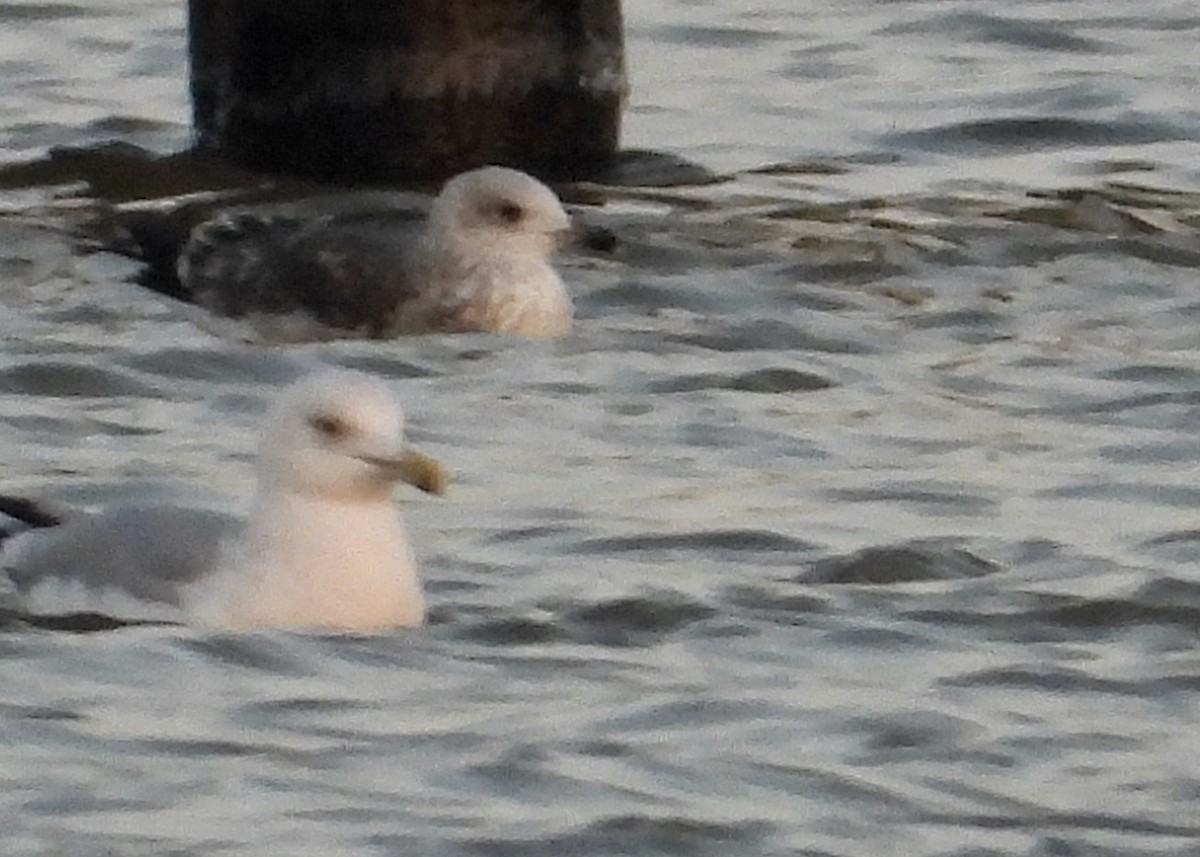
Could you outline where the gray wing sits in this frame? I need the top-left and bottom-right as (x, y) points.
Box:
(4, 505), (239, 607)
(179, 211), (435, 337)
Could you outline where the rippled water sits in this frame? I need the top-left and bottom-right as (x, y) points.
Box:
(2, 1), (1200, 855)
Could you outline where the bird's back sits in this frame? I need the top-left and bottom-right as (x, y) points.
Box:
(179, 212), (434, 338)
(4, 505), (238, 610)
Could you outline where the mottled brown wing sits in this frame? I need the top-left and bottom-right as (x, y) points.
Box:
(180, 212), (431, 336)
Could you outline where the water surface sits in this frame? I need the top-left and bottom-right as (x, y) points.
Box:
(2, 1), (1200, 855)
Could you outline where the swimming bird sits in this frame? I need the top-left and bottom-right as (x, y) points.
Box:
(0, 370), (446, 631)
(121, 166), (574, 341)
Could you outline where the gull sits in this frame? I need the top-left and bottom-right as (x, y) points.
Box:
(0, 370), (446, 631)
(126, 166), (574, 341)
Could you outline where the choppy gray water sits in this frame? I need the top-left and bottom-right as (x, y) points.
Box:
(2, 1), (1200, 854)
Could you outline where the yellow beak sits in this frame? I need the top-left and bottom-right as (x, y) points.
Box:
(362, 450), (447, 495)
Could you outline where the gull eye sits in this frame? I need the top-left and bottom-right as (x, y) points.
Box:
(309, 413), (351, 442)
(497, 202), (524, 224)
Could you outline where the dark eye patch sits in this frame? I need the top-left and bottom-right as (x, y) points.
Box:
(496, 201), (524, 224)
(309, 413), (352, 441)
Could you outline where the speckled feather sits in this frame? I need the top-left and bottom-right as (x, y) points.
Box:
(172, 166), (574, 341)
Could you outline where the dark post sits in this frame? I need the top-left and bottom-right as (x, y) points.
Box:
(187, 0), (627, 184)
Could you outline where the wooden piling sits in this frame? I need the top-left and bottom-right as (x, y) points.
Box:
(187, 0), (627, 184)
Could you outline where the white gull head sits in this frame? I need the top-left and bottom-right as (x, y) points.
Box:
(428, 165), (572, 261)
(418, 166), (574, 338)
(256, 370), (445, 504)
(189, 370), (445, 631)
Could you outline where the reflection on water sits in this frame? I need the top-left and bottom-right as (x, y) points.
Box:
(1, 1), (1200, 855)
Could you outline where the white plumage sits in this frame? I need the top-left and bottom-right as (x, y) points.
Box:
(2, 370), (446, 632)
